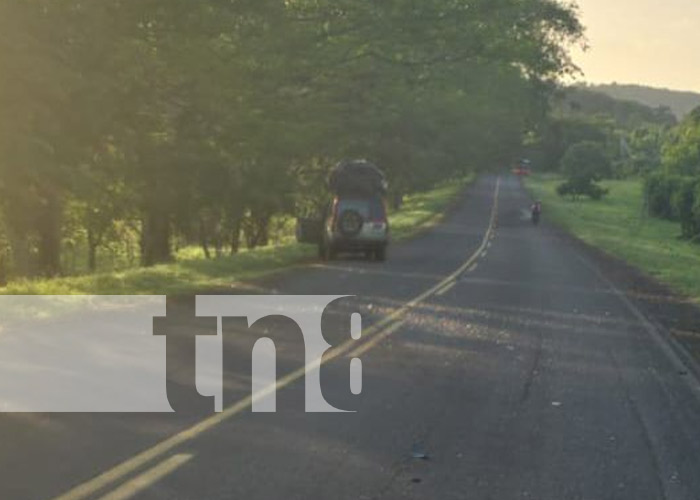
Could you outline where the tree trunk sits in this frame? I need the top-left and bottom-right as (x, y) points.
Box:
(214, 234), (223, 258)
(230, 230), (240, 255)
(229, 216), (241, 255)
(36, 193), (62, 277)
(244, 224), (256, 249)
(212, 219), (223, 258)
(391, 191), (403, 210)
(141, 206), (172, 266)
(7, 229), (31, 278)
(227, 212), (243, 255)
(88, 242), (98, 272)
(254, 215), (270, 247)
(87, 228), (100, 272)
(198, 217), (211, 260)
(244, 216), (270, 249)
(0, 248), (8, 286)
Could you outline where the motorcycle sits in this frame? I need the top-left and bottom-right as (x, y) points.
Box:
(531, 202), (542, 225)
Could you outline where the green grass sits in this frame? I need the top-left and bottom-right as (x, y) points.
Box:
(2, 244), (316, 296)
(526, 174), (700, 302)
(1, 176), (472, 295)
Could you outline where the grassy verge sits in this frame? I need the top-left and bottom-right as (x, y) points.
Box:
(390, 175), (473, 241)
(526, 174), (700, 302)
(1, 176), (472, 295)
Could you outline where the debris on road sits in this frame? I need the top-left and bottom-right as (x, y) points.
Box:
(411, 443), (429, 460)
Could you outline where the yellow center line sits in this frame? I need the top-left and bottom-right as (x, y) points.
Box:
(96, 454), (193, 500)
(347, 319), (406, 358)
(436, 281), (457, 296)
(50, 177), (500, 500)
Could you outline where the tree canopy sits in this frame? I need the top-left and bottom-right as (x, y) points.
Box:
(662, 107), (700, 176)
(0, 0), (583, 279)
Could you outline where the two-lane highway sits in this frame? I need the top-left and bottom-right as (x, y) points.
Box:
(4, 175), (700, 500)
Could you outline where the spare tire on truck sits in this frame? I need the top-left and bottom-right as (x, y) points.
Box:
(329, 160), (388, 196)
(337, 209), (363, 236)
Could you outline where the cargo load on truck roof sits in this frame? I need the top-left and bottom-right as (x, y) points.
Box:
(329, 160), (388, 196)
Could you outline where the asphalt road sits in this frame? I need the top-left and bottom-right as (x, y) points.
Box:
(4, 175), (700, 500)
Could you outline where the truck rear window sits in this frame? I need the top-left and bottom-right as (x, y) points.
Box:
(337, 198), (386, 221)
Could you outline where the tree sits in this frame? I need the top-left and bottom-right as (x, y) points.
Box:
(557, 141), (610, 200)
(622, 125), (666, 174)
(662, 107), (700, 176)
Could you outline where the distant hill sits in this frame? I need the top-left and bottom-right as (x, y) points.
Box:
(581, 83), (700, 120)
(556, 86), (677, 128)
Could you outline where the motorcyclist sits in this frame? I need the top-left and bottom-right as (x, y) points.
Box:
(531, 200), (542, 225)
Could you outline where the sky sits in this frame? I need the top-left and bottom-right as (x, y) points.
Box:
(570, 0), (700, 92)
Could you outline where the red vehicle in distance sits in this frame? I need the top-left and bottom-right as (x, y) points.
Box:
(512, 159), (532, 176)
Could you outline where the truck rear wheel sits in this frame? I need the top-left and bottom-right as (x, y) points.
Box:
(375, 246), (386, 262)
(321, 243), (336, 261)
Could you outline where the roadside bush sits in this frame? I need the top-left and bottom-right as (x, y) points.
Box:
(645, 172), (700, 240)
(557, 178), (608, 200)
(693, 184), (700, 242)
(671, 177), (700, 238)
(557, 141), (610, 200)
(644, 172), (683, 220)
